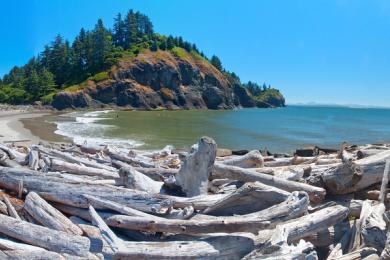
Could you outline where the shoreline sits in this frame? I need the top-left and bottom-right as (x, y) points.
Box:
(0, 111), (49, 145)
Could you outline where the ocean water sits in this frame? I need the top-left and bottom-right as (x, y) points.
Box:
(52, 106), (390, 153)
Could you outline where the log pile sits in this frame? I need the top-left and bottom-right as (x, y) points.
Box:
(0, 138), (388, 259)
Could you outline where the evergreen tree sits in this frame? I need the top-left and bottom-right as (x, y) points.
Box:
(124, 10), (138, 48)
(89, 19), (112, 73)
(183, 41), (192, 52)
(159, 40), (167, 50)
(113, 13), (125, 48)
(166, 36), (175, 50)
(178, 37), (184, 48)
(150, 41), (158, 51)
(210, 55), (223, 71)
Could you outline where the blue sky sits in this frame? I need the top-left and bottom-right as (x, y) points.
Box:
(1, 0), (390, 106)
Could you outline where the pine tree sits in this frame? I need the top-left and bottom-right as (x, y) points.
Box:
(210, 55), (223, 71)
(159, 40), (167, 50)
(113, 13), (125, 48)
(167, 36), (175, 50)
(124, 10), (138, 49)
(150, 41), (158, 51)
(90, 19), (112, 73)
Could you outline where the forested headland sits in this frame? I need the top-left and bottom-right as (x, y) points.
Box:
(0, 9), (284, 109)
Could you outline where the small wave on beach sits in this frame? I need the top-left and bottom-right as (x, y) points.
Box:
(53, 110), (144, 148)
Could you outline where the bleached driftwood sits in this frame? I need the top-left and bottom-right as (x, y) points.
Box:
(0, 214), (90, 256)
(221, 150), (263, 168)
(28, 148), (40, 170)
(212, 163), (326, 203)
(175, 136), (217, 197)
(0, 149), (20, 168)
(49, 158), (119, 179)
(254, 165), (310, 181)
(118, 166), (162, 193)
(24, 192), (83, 235)
(105, 146), (155, 168)
(0, 166), (173, 213)
(322, 150), (390, 194)
(36, 145), (115, 171)
(84, 194), (163, 220)
(106, 192), (308, 234)
(2, 195), (20, 220)
(203, 182), (290, 215)
(114, 233), (255, 260)
(0, 200), (7, 215)
(89, 205), (125, 252)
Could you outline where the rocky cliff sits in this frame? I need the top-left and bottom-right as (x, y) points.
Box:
(52, 49), (285, 110)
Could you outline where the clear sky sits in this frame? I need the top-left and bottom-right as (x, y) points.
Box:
(1, 0), (390, 106)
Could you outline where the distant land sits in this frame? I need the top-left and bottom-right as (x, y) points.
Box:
(0, 9), (285, 110)
(288, 102), (390, 109)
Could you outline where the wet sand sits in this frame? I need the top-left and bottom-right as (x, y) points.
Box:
(0, 110), (67, 145)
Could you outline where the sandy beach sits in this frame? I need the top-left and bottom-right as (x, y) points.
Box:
(0, 110), (53, 145)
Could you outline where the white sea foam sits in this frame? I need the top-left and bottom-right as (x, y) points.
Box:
(54, 110), (144, 148)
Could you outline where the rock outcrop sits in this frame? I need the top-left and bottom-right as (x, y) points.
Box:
(52, 49), (285, 110)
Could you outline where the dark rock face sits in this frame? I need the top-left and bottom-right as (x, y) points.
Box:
(52, 50), (285, 110)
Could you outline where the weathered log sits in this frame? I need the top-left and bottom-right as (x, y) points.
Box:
(89, 205), (125, 252)
(0, 144), (26, 163)
(254, 165), (311, 181)
(221, 150), (263, 168)
(114, 233), (255, 260)
(49, 158), (119, 179)
(0, 200), (7, 215)
(118, 166), (163, 193)
(28, 148), (40, 170)
(335, 247), (378, 260)
(203, 182), (290, 215)
(105, 146), (156, 168)
(243, 239), (316, 260)
(106, 192), (308, 234)
(24, 191), (83, 235)
(322, 150), (390, 194)
(212, 163), (326, 203)
(327, 223), (353, 259)
(1, 249), (66, 259)
(175, 136), (217, 197)
(360, 201), (387, 252)
(84, 194), (163, 220)
(304, 221), (351, 247)
(357, 149), (388, 159)
(133, 167), (178, 180)
(0, 149), (21, 168)
(80, 143), (104, 154)
(2, 195), (20, 220)
(36, 145), (115, 171)
(0, 214), (90, 256)
(0, 166), (174, 213)
(277, 204), (349, 243)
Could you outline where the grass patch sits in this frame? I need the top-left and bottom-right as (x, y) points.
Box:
(89, 71), (109, 82)
(170, 47), (191, 60)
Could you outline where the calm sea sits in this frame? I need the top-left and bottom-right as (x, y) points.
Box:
(51, 105), (390, 153)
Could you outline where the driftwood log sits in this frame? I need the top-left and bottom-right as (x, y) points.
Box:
(175, 136), (217, 197)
